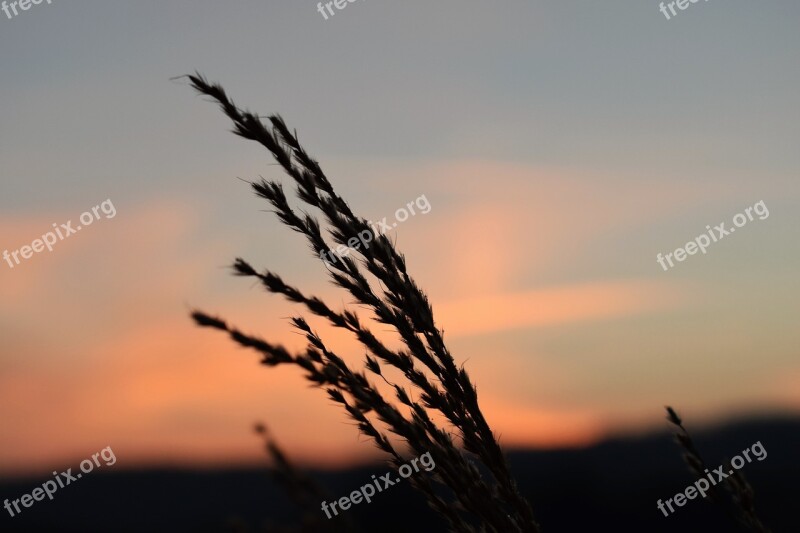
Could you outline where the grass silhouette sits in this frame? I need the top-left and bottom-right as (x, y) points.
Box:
(187, 73), (539, 532)
(665, 406), (771, 532)
(185, 73), (771, 533)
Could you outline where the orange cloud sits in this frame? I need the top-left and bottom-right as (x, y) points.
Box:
(476, 396), (604, 449)
(435, 280), (685, 338)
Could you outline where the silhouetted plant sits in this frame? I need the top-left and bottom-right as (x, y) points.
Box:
(187, 73), (540, 533)
(666, 406), (771, 532)
(252, 423), (353, 532)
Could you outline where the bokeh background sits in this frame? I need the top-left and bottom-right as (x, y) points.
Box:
(1, 1), (798, 530)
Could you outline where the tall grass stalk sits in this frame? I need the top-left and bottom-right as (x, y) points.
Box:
(187, 73), (540, 533)
(665, 406), (771, 532)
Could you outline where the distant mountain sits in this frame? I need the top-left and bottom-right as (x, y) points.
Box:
(2, 415), (798, 532)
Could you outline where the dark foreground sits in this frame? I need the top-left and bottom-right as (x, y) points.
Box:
(1, 415), (798, 532)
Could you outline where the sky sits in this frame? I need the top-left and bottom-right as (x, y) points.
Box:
(1, 1), (799, 476)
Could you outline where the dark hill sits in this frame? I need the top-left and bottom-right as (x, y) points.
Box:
(1, 415), (797, 532)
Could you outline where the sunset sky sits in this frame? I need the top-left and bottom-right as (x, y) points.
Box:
(1, 1), (799, 477)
